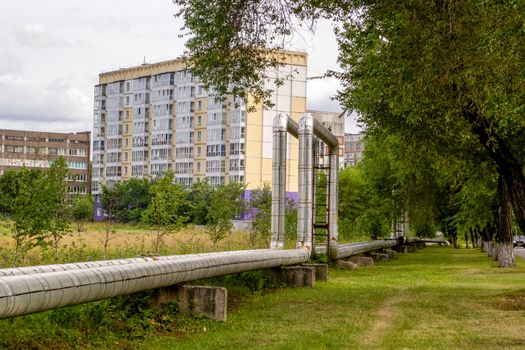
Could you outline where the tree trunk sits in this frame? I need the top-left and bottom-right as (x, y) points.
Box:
(498, 242), (515, 268)
(463, 107), (525, 235)
(453, 234), (459, 249)
(464, 232), (469, 249)
(490, 242), (498, 260)
(495, 176), (515, 267)
(470, 228), (476, 248)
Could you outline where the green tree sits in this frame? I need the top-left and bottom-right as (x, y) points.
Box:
(186, 181), (214, 225)
(246, 183), (272, 246)
(205, 182), (245, 248)
(0, 169), (31, 217)
(71, 195), (94, 232)
(99, 183), (119, 258)
(113, 178), (151, 223)
(2, 158), (71, 265)
(336, 2), (523, 266)
(141, 171), (188, 254)
(338, 165), (390, 241)
(175, 0), (525, 267)
(8, 168), (48, 266)
(43, 158), (71, 255)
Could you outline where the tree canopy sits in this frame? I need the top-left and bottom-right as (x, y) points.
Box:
(175, 0), (525, 266)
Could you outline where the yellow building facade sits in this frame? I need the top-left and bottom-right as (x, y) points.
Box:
(92, 51), (306, 203)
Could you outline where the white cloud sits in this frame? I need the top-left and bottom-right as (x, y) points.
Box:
(14, 24), (70, 49)
(0, 1), (342, 134)
(307, 77), (343, 112)
(0, 52), (23, 76)
(0, 75), (90, 126)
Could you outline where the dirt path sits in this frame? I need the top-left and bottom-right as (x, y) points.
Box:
(357, 291), (406, 348)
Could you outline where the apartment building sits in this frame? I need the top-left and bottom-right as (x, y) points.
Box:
(0, 129), (91, 194)
(344, 133), (365, 167)
(307, 110), (345, 167)
(92, 51), (307, 216)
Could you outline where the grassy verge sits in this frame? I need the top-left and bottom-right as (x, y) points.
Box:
(1, 243), (524, 349)
(144, 246), (525, 350)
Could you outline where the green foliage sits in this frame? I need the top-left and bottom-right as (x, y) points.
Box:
(284, 198), (297, 241)
(99, 184), (119, 223)
(205, 182), (245, 248)
(99, 178), (152, 223)
(2, 159), (71, 265)
(175, 0), (525, 243)
(186, 181), (214, 225)
(338, 164), (390, 240)
(141, 171), (188, 254)
(114, 178), (152, 223)
(0, 292), (185, 349)
(2, 168), (47, 264)
(70, 195), (94, 232)
(246, 183), (272, 246)
(0, 168), (32, 217)
(221, 270), (269, 292)
(173, 0), (317, 110)
(336, 1), (525, 238)
(43, 158), (71, 253)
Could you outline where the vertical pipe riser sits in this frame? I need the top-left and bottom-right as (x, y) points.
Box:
(298, 115), (314, 252)
(328, 152), (339, 260)
(278, 131), (287, 248)
(271, 123), (282, 249)
(271, 113), (299, 249)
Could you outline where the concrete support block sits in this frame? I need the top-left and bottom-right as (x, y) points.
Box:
(369, 252), (389, 262)
(397, 245), (417, 253)
(347, 256), (374, 267)
(153, 285), (227, 322)
(303, 264), (328, 282)
(384, 249), (397, 259)
(336, 260), (358, 271)
(268, 266), (316, 287)
(407, 245), (418, 253)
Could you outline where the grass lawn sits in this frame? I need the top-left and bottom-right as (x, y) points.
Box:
(143, 246), (525, 350)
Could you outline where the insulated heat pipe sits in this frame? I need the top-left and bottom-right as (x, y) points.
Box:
(0, 248), (309, 319)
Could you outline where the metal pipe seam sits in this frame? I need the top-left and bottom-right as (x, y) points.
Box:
(314, 240), (397, 259)
(0, 248), (310, 319)
(0, 250), (281, 277)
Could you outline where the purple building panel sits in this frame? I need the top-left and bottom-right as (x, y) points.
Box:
(93, 194), (105, 221)
(240, 190), (297, 220)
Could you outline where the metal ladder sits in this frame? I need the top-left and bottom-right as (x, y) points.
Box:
(312, 139), (330, 254)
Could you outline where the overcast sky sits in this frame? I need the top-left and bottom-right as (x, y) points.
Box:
(0, 0), (359, 134)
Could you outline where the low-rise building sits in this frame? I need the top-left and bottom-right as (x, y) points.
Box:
(0, 129), (91, 195)
(307, 110), (345, 167)
(344, 133), (365, 167)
